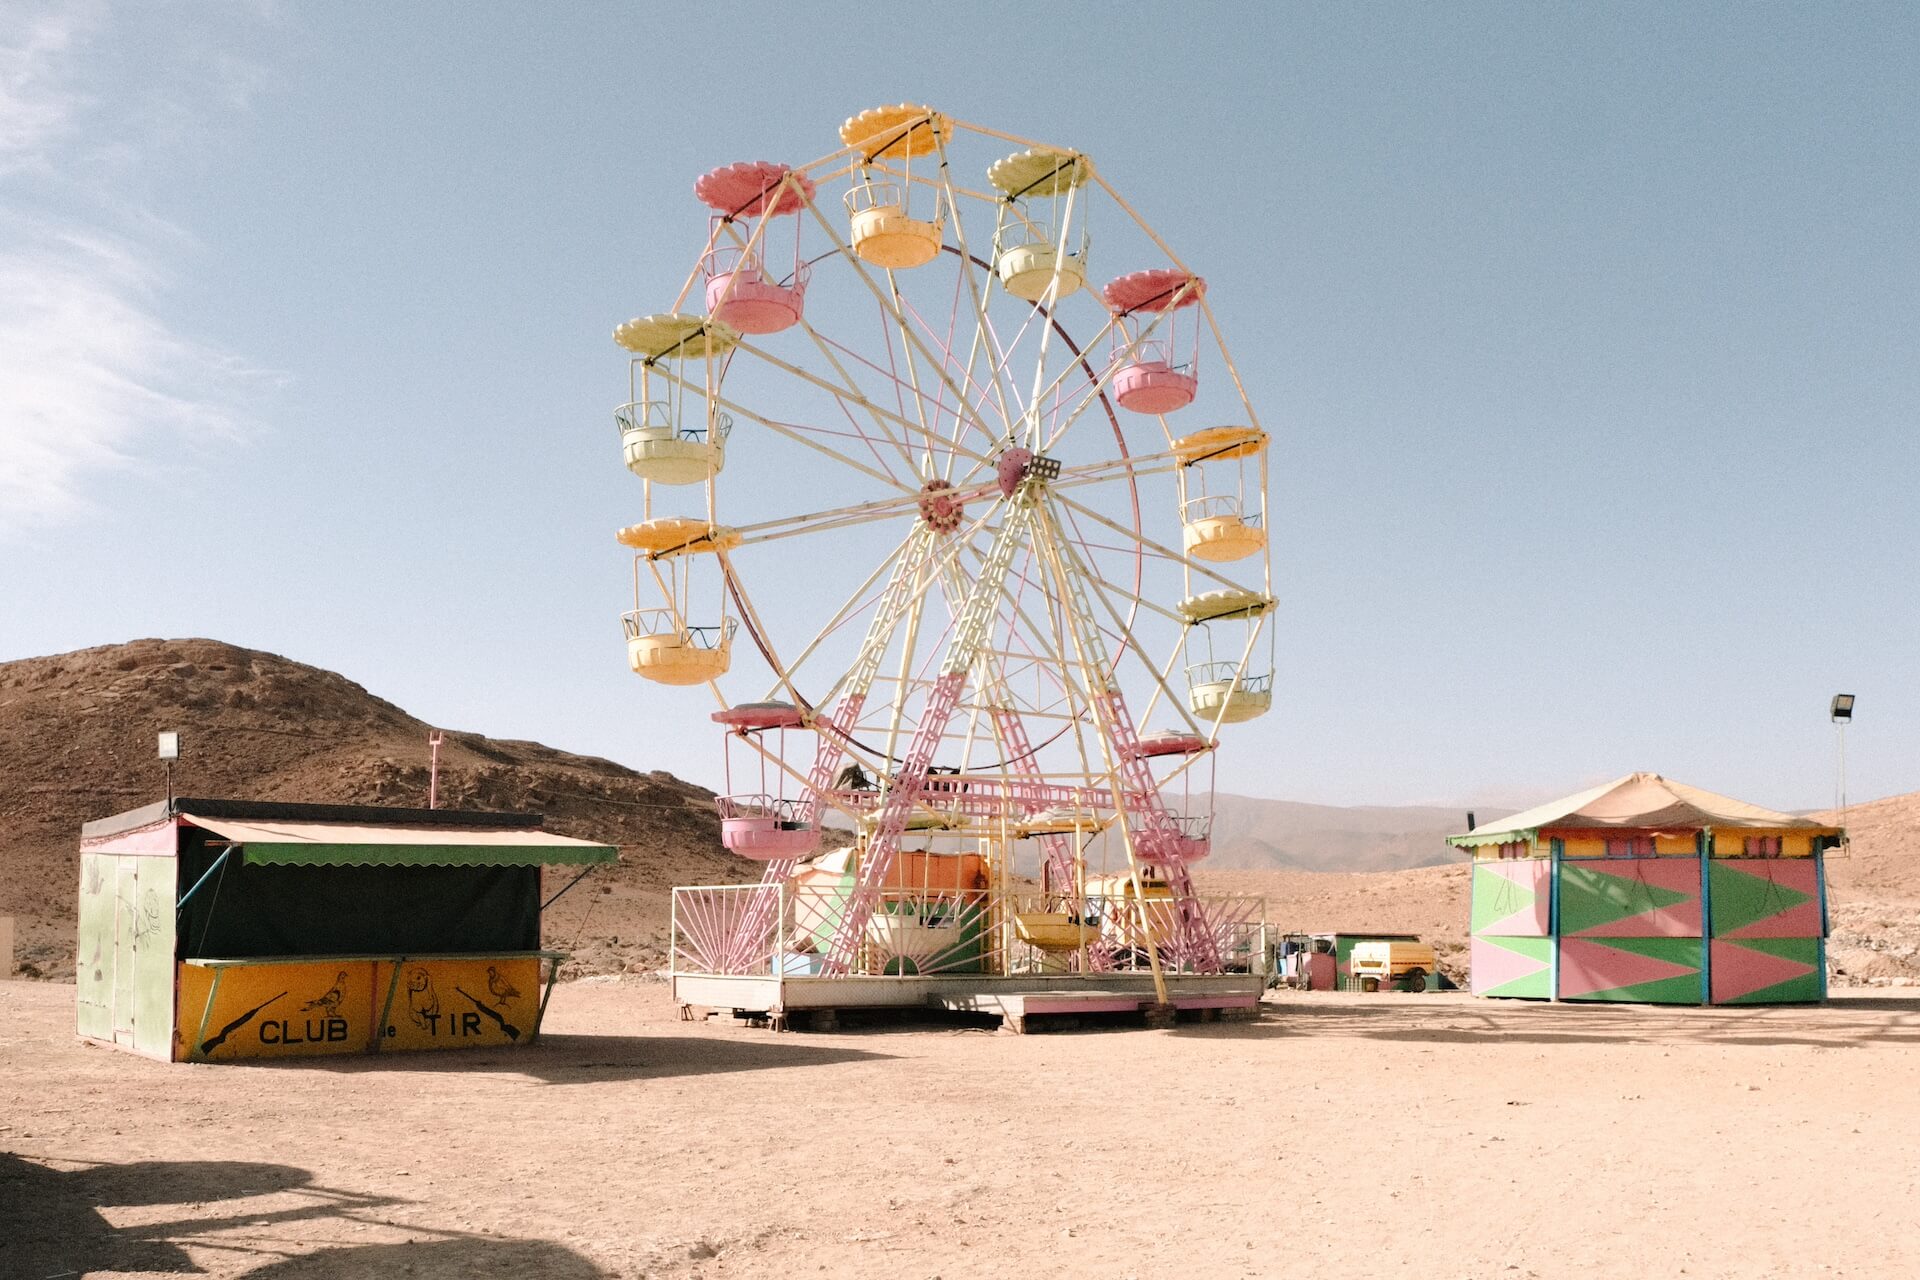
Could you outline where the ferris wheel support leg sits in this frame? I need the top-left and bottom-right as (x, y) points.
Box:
(1092, 694), (1223, 976)
(1035, 497), (1223, 976)
(820, 669), (971, 974)
(821, 493), (1041, 973)
(987, 705), (1079, 892)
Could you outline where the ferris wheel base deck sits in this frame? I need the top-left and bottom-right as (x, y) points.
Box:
(673, 970), (1264, 1032)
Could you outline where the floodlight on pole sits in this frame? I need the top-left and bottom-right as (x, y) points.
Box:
(157, 731), (180, 807)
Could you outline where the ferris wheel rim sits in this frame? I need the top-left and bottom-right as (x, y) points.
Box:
(623, 107), (1275, 836)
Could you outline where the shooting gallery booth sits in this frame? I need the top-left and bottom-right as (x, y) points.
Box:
(1451, 773), (1839, 1005)
(76, 798), (617, 1062)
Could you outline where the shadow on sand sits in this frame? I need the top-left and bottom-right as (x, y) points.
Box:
(232, 1237), (611, 1277)
(213, 1029), (896, 1085)
(1170, 992), (1920, 1049)
(0, 1152), (612, 1278)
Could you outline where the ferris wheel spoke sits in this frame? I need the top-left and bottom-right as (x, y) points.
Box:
(791, 188), (1008, 458)
(780, 315), (937, 480)
(724, 336), (944, 483)
(1036, 310), (1192, 458)
(802, 325), (999, 472)
(640, 357), (912, 494)
(1050, 490), (1255, 597)
(728, 487), (972, 548)
(771, 522), (936, 710)
(893, 288), (1020, 456)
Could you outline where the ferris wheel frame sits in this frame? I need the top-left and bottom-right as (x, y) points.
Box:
(615, 105), (1276, 990)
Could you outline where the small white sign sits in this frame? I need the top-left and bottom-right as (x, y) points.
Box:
(157, 731), (180, 760)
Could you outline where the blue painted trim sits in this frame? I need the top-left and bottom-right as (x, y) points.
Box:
(174, 847), (232, 913)
(1703, 829), (1716, 1006)
(1816, 847), (1831, 1001)
(1547, 836), (1561, 1001)
(1815, 847), (1830, 936)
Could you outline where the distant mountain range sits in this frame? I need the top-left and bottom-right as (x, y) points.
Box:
(1202, 793), (1500, 873)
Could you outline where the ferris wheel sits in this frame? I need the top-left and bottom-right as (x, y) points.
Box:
(610, 104), (1274, 979)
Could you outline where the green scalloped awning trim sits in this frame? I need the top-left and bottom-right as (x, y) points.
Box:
(241, 842), (616, 868)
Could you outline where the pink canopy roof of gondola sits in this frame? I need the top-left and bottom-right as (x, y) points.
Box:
(693, 161), (815, 218)
(1102, 268), (1206, 315)
(711, 701), (808, 730)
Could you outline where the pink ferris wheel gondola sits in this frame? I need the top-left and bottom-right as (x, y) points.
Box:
(713, 701), (821, 859)
(696, 162), (816, 335)
(1103, 268), (1207, 415)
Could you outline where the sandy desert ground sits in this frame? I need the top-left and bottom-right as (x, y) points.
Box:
(5, 978), (1919, 1280)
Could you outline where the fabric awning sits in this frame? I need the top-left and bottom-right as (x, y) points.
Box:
(1447, 773), (1839, 847)
(182, 814), (619, 868)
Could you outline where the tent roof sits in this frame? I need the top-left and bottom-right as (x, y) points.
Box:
(181, 813), (618, 868)
(1448, 772), (1839, 846)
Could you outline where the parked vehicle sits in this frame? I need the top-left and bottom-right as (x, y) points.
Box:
(1348, 939), (1437, 992)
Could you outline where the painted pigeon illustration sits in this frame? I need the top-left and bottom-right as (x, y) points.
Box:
(301, 971), (349, 1014)
(486, 965), (522, 1007)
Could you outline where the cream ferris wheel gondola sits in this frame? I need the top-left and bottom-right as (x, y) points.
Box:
(988, 148), (1092, 303)
(609, 103), (1277, 994)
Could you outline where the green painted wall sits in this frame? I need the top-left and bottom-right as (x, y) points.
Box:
(75, 853), (114, 1042)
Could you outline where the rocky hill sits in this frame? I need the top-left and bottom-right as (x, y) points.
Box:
(5, 638), (1914, 991)
(1199, 787), (1920, 987)
(0, 638), (754, 980)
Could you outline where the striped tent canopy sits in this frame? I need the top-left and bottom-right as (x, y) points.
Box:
(1449, 772), (1839, 847)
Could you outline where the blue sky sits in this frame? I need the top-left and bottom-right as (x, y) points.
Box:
(2, 2), (1913, 812)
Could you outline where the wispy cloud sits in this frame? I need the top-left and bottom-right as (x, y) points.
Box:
(0, 2), (262, 537)
(0, 5), (88, 173)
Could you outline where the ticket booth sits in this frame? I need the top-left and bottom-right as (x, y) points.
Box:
(76, 797), (617, 1062)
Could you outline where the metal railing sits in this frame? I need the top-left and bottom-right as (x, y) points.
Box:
(615, 401), (733, 444)
(1180, 494), (1262, 526)
(670, 883), (1265, 981)
(622, 610), (737, 650)
(715, 794), (810, 824)
(703, 247), (811, 293)
(1185, 662), (1274, 695)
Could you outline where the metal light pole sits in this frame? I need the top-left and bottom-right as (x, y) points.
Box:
(1830, 694), (1854, 852)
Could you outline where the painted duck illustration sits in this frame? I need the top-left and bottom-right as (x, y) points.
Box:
(301, 971), (349, 1014)
(486, 965), (521, 1007)
(406, 967), (440, 1028)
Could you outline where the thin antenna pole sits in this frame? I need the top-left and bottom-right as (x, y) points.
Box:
(428, 730), (445, 809)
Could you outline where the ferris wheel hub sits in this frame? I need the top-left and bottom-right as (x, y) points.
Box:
(917, 479), (965, 534)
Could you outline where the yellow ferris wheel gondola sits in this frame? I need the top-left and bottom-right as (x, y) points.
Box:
(1175, 425), (1269, 563)
(840, 104), (946, 270)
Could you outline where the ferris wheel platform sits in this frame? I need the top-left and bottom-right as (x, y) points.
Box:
(672, 970), (1265, 1034)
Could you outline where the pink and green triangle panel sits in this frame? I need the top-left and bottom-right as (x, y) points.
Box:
(1708, 859), (1823, 939)
(1558, 936), (1703, 1003)
(1556, 859), (1701, 938)
(1470, 935), (1553, 998)
(1471, 861), (1551, 937)
(1710, 937), (1824, 1004)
